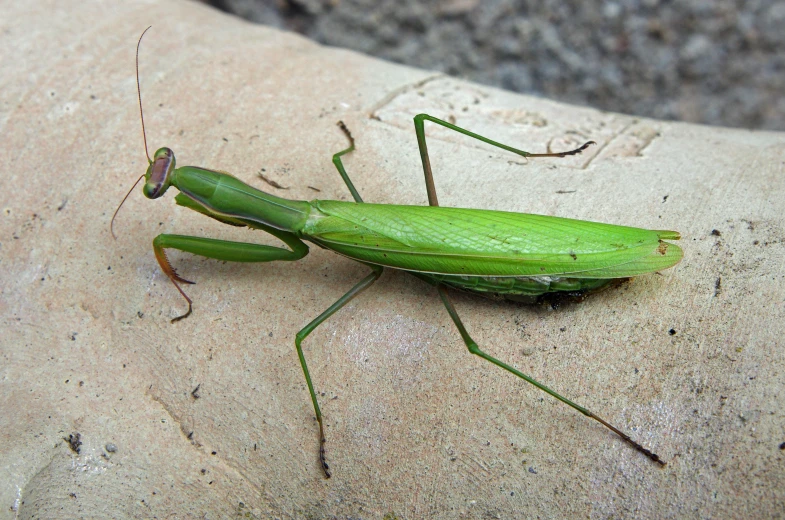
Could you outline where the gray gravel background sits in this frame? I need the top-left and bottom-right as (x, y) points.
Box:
(207, 0), (785, 131)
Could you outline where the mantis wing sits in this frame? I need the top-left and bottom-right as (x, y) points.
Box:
(303, 201), (682, 278)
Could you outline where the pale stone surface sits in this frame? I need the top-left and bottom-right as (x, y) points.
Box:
(1, 0), (783, 518)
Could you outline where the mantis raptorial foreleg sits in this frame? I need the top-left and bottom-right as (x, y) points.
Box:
(153, 214), (308, 322)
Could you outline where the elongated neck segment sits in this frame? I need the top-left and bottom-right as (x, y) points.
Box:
(172, 165), (312, 233)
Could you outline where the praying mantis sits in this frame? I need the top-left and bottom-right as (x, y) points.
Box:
(115, 29), (682, 478)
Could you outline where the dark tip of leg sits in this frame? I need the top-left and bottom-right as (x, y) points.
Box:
(527, 140), (597, 158)
(170, 303), (192, 323)
(319, 438), (331, 478)
(336, 120), (354, 146)
(642, 447), (666, 467)
(558, 140), (596, 156)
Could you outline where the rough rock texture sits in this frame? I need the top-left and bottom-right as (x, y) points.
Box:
(214, 0), (785, 131)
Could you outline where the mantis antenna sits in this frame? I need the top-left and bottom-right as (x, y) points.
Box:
(111, 25), (154, 239)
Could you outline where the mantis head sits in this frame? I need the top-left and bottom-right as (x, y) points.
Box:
(143, 147), (176, 199)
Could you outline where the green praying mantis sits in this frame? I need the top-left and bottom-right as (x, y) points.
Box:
(115, 29), (682, 478)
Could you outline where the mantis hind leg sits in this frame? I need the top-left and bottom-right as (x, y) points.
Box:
(435, 285), (665, 467)
(295, 263), (384, 478)
(413, 113), (595, 207)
